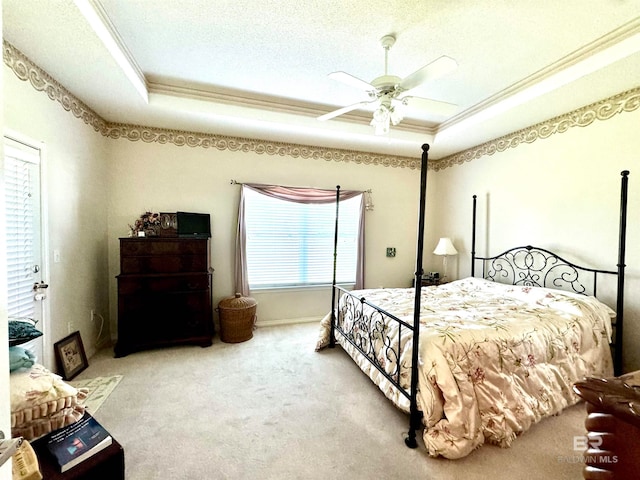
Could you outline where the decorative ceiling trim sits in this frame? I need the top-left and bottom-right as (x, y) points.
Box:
(74, 0), (148, 102)
(439, 16), (640, 132)
(4, 40), (638, 173)
(432, 86), (640, 171)
(3, 40), (418, 170)
(3, 41), (110, 135)
(148, 80), (439, 135)
(103, 122), (420, 169)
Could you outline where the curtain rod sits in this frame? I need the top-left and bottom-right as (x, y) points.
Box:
(230, 179), (371, 193)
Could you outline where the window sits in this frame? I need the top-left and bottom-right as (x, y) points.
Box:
(242, 187), (362, 289)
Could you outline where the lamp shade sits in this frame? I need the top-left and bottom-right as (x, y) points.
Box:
(433, 237), (458, 256)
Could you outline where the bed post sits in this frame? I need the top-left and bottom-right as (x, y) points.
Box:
(406, 144), (429, 448)
(615, 171), (629, 375)
(471, 195), (477, 277)
(329, 185), (341, 349)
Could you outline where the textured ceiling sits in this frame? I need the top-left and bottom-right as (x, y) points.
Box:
(3, 0), (640, 159)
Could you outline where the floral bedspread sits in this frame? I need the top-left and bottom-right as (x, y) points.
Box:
(316, 277), (614, 459)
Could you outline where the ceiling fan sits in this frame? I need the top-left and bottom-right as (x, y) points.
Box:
(318, 35), (459, 135)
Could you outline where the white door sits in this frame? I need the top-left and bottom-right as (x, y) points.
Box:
(3, 136), (46, 364)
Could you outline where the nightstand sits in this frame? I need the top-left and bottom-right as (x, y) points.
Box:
(412, 276), (446, 287)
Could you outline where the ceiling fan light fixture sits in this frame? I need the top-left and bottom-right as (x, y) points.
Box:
(371, 103), (398, 135)
(372, 105), (388, 122)
(371, 119), (390, 136)
(370, 105), (390, 135)
(390, 105), (403, 126)
(320, 33), (458, 133)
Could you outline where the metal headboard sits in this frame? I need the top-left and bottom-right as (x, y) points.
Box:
(471, 170), (629, 375)
(473, 244), (615, 296)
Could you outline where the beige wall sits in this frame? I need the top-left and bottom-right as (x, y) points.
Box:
(4, 48), (426, 372)
(430, 108), (640, 372)
(106, 139), (425, 332)
(4, 65), (110, 368)
(4, 44), (639, 377)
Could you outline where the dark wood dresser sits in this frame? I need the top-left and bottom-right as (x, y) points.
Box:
(115, 237), (214, 357)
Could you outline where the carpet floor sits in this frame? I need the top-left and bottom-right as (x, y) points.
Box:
(76, 322), (587, 479)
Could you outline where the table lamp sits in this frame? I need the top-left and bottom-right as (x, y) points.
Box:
(433, 237), (458, 280)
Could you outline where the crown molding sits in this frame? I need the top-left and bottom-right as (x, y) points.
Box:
(432, 86), (640, 171)
(440, 16), (640, 131)
(3, 40), (418, 169)
(148, 80), (439, 135)
(75, 0), (435, 133)
(74, 0), (148, 102)
(4, 40), (638, 173)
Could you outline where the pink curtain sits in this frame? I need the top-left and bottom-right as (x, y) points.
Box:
(235, 183), (365, 295)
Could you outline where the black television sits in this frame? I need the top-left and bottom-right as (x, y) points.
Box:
(177, 212), (211, 238)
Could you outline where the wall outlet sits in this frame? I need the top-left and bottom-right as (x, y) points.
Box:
(67, 321), (75, 334)
(386, 247), (396, 258)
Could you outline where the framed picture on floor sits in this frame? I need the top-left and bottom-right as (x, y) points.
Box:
(54, 331), (88, 380)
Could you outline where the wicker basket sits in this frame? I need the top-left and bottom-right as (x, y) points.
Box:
(217, 293), (257, 343)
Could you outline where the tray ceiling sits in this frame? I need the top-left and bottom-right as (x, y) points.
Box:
(3, 0), (640, 159)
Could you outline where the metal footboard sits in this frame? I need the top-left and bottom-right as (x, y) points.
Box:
(331, 285), (415, 405)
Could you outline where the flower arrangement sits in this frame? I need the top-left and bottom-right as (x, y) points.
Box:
(129, 211), (161, 236)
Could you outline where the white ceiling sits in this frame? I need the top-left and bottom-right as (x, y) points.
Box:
(3, 0), (640, 159)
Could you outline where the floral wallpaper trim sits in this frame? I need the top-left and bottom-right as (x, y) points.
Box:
(4, 40), (639, 172)
(3, 41), (419, 170)
(103, 122), (420, 169)
(431, 87), (640, 171)
(3, 41), (110, 135)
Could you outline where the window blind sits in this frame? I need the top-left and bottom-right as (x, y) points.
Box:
(4, 141), (40, 319)
(244, 188), (361, 289)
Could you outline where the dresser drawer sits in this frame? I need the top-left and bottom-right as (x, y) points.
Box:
(118, 290), (213, 326)
(121, 254), (208, 274)
(118, 273), (210, 294)
(118, 290), (212, 319)
(117, 291), (213, 345)
(120, 238), (207, 256)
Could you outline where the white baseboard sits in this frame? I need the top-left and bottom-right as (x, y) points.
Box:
(255, 316), (323, 328)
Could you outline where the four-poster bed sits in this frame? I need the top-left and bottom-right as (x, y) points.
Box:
(318, 144), (629, 459)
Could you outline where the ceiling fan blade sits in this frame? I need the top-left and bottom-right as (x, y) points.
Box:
(317, 101), (375, 121)
(328, 71), (375, 91)
(399, 55), (458, 92)
(400, 96), (459, 117)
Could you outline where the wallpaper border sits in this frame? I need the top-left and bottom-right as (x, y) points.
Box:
(2, 41), (420, 170)
(102, 122), (420, 169)
(4, 40), (639, 172)
(431, 87), (640, 171)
